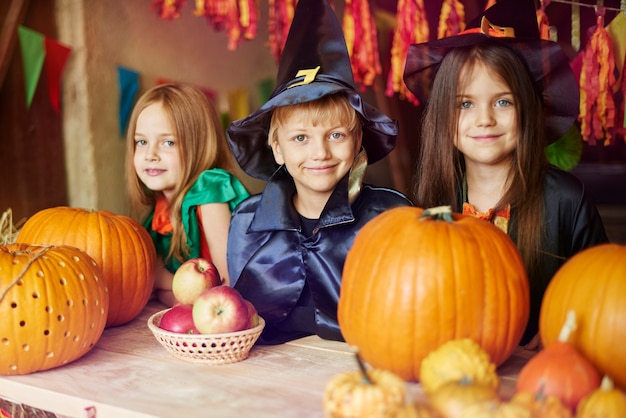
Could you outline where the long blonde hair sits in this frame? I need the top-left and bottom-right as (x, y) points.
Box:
(125, 83), (233, 263)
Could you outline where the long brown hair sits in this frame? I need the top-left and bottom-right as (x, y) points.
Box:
(414, 42), (547, 280)
(125, 83), (233, 263)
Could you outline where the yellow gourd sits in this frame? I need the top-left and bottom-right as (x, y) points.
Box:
(576, 376), (626, 418)
(323, 351), (406, 418)
(428, 376), (500, 418)
(420, 338), (499, 396)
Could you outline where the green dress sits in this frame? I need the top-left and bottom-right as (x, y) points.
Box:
(143, 168), (250, 273)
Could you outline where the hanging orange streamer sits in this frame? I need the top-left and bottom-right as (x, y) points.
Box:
(193, 0), (258, 50)
(536, 9), (551, 40)
(385, 0), (428, 105)
(152, 0), (186, 20)
(343, 0), (382, 89)
(437, 0), (465, 40)
(579, 15), (617, 146)
(267, 0), (297, 63)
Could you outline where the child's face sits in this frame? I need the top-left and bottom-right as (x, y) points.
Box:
(455, 61), (518, 171)
(271, 111), (362, 204)
(133, 102), (182, 201)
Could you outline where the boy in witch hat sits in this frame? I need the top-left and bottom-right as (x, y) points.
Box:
(226, 0), (412, 344)
(404, 0), (608, 348)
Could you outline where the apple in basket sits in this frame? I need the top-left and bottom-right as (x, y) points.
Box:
(158, 304), (200, 334)
(172, 258), (222, 305)
(244, 299), (259, 328)
(192, 286), (251, 334)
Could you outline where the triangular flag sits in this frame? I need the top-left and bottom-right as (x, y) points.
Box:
(44, 38), (72, 114)
(18, 26), (46, 108)
(117, 66), (140, 137)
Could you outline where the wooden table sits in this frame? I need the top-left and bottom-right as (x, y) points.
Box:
(0, 301), (536, 418)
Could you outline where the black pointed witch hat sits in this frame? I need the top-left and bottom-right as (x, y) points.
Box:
(403, 0), (579, 144)
(226, 0), (397, 180)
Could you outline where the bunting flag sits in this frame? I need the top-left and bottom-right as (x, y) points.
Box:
(437, 0), (465, 40)
(385, 0), (428, 105)
(44, 38), (72, 114)
(18, 26), (45, 108)
(578, 13), (616, 146)
(545, 125), (583, 171)
(267, 0), (297, 63)
(227, 88), (250, 121)
(117, 66), (140, 137)
(18, 26), (73, 112)
(342, 0), (382, 89)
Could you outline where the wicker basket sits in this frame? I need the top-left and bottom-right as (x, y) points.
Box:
(147, 309), (265, 365)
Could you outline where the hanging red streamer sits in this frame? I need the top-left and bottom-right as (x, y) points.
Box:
(193, 0), (258, 50)
(343, 0), (382, 89)
(267, 0), (297, 63)
(151, 0), (186, 20)
(437, 0), (465, 40)
(385, 0), (428, 105)
(579, 13), (617, 146)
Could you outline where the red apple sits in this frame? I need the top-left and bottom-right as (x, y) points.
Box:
(244, 299), (259, 328)
(158, 304), (200, 334)
(192, 286), (250, 334)
(172, 258), (222, 305)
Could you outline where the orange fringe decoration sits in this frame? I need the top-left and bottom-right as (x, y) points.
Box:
(484, 0), (496, 11)
(579, 16), (617, 146)
(385, 0), (428, 105)
(152, 0), (186, 20)
(193, 0), (258, 50)
(267, 0), (297, 63)
(617, 53), (626, 140)
(437, 0), (465, 40)
(343, 0), (382, 89)
(536, 9), (551, 40)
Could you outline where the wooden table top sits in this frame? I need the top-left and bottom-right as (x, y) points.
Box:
(0, 301), (536, 418)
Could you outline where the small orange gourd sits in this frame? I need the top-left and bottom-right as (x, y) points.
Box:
(539, 243), (626, 389)
(516, 310), (601, 411)
(338, 206), (529, 381)
(17, 206), (156, 327)
(576, 376), (626, 418)
(0, 243), (109, 375)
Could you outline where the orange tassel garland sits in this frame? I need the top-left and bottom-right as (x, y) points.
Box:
(579, 14), (617, 146)
(343, 0), (383, 89)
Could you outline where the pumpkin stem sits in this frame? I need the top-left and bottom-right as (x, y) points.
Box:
(0, 246), (52, 302)
(557, 310), (577, 343)
(600, 375), (614, 391)
(353, 349), (373, 385)
(420, 206), (454, 222)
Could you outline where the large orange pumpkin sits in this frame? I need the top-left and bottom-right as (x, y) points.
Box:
(338, 206), (530, 381)
(539, 243), (626, 390)
(16, 206), (156, 327)
(0, 243), (109, 375)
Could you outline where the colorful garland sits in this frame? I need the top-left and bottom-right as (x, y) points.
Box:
(385, 0), (429, 105)
(343, 0), (382, 89)
(579, 14), (617, 146)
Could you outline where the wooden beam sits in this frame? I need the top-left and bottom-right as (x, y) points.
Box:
(0, 0), (30, 90)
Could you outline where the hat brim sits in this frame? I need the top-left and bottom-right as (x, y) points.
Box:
(403, 33), (579, 144)
(227, 82), (398, 180)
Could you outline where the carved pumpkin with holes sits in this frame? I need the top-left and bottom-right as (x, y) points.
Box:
(0, 243), (109, 375)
